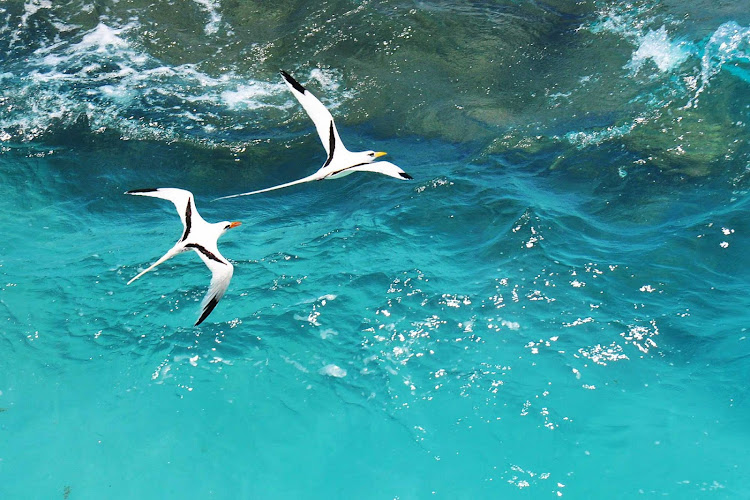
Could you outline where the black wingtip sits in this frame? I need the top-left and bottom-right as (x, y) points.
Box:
(400, 172), (414, 180)
(125, 188), (158, 194)
(195, 296), (220, 326)
(280, 70), (306, 94)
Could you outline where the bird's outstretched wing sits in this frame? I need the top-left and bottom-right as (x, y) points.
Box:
(125, 188), (197, 242)
(341, 160), (414, 180)
(281, 70), (345, 164)
(186, 243), (234, 326)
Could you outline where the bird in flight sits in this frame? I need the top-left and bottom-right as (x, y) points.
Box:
(125, 188), (242, 325)
(215, 70), (412, 200)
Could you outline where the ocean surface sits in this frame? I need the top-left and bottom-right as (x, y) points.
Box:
(1, 0), (749, 498)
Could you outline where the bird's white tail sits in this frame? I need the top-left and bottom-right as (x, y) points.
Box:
(213, 174), (320, 201)
(127, 248), (179, 285)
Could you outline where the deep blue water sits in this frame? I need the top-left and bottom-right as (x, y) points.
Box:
(1, 0), (750, 498)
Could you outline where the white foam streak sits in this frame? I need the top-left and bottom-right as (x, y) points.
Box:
(76, 23), (129, 53)
(20, 0), (52, 29)
(320, 364), (347, 378)
(221, 83), (279, 109)
(691, 22), (750, 105)
(626, 26), (691, 74)
(0, 22), (292, 143)
(588, 10), (692, 76)
(192, 0), (223, 35)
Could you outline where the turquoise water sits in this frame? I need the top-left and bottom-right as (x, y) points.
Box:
(1, 0), (750, 498)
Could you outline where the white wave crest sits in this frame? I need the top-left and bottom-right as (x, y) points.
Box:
(691, 21), (750, 105)
(0, 22), (290, 143)
(625, 26), (691, 74)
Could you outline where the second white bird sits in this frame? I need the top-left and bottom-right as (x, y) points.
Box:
(216, 70), (412, 200)
(126, 188), (241, 326)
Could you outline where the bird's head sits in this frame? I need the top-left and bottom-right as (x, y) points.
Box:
(361, 150), (388, 163)
(220, 221), (242, 235)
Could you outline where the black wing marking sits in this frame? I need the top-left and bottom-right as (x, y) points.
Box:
(326, 162), (414, 180)
(328, 162), (367, 178)
(280, 70), (306, 94)
(185, 243), (225, 264)
(195, 295), (219, 326)
(180, 198), (192, 242)
(323, 121), (336, 168)
(125, 188), (158, 194)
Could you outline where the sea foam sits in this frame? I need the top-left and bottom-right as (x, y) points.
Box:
(626, 26), (691, 74)
(0, 22), (289, 143)
(692, 21), (750, 104)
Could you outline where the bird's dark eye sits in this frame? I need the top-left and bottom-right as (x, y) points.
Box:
(224, 224), (231, 230)
(369, 152), (374, 157)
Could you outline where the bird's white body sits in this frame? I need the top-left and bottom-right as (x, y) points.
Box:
(215, 71), (412, 200)
(126, 188), (241, 325)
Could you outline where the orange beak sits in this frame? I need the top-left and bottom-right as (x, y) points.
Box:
(374, 151), (387, 158)
(229, 221), (242, 229)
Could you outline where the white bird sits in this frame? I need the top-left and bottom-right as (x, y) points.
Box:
(125, 188), (242, 326)
(215, 70), (412, 200)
